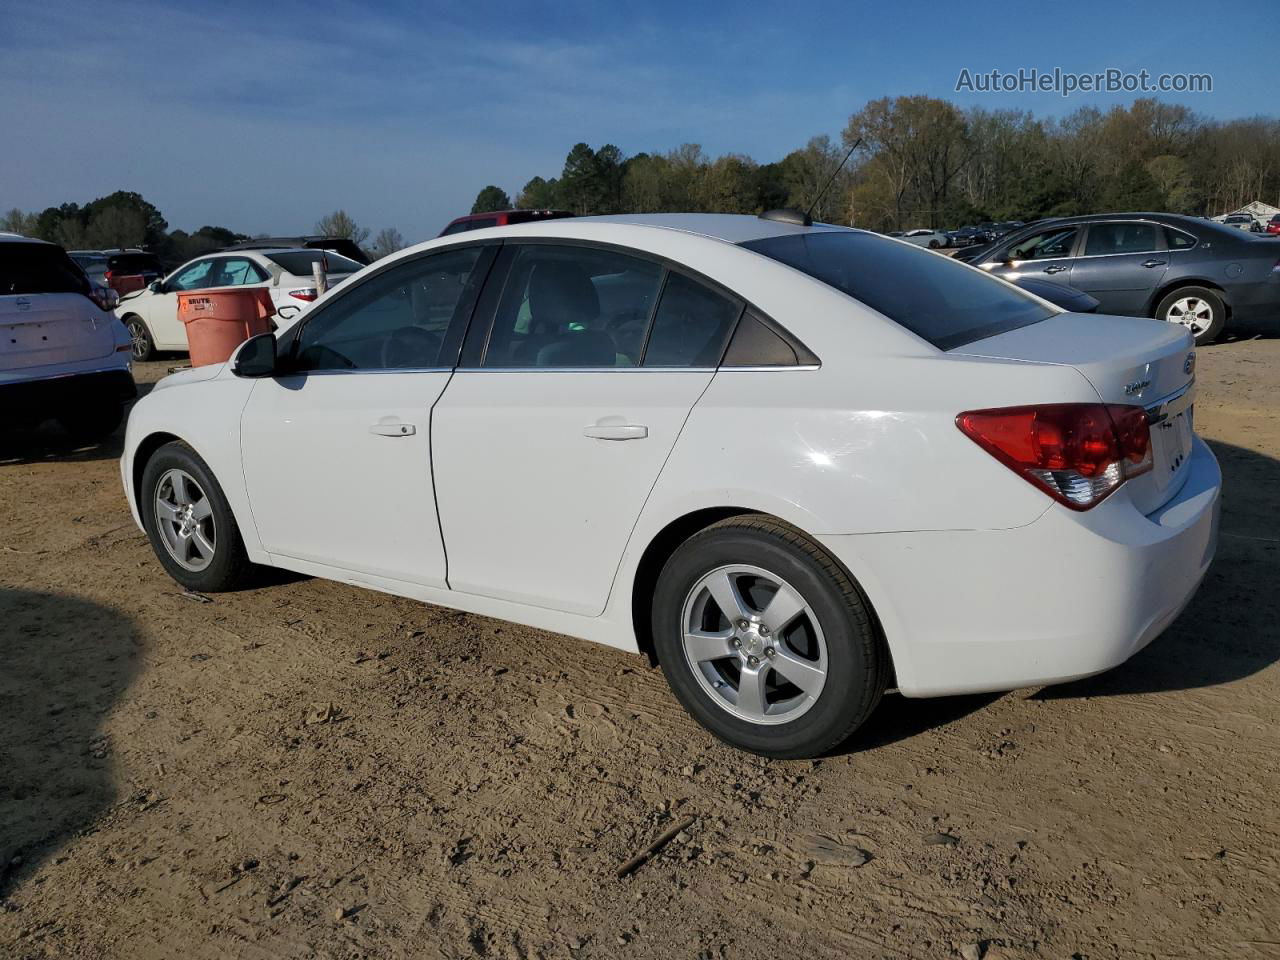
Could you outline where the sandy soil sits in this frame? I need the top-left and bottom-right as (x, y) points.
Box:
(2, 333), (1278, 960)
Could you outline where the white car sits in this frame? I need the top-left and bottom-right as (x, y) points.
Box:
(2, 234), (136, 440)
(900, 228), (950, 249)
(120, 213), (1220, 757)
(115, 248), (363, 361)
(1220, 213), (1261, 233)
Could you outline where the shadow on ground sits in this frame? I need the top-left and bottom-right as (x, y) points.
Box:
(0, 588), (142, 898)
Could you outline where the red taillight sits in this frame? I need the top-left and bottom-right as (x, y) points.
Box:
(957, 403), (1152, 510)
(288, 288), (318, 301)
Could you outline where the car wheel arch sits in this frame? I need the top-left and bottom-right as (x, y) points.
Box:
(1148, 278), (1229, 318)
(628, 507), (896, 691)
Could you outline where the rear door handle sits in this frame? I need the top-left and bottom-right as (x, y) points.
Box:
(583, 423), (648, 441)
(1142, 259), (1168, 268)
(1043, 264), (1068, 274)
(369, 420), (416, 437)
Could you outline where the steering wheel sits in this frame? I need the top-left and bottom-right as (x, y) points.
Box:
(380, 326), (441, 369)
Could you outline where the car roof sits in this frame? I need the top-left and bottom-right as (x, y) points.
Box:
(0, 232), (53, 245)
(567, 213), (851, 244)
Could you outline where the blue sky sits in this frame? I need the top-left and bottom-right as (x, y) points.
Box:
(2, 0), (1275, 242)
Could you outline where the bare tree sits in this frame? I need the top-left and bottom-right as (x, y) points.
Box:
(370, 227), (406, 260)
(315, 210), (370, 248)
(1, 208), (38, 236)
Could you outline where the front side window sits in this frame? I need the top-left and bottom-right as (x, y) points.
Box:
(167, 259), (216, 291)
(483, 245), (663, 367)
(1006, 227), (1079, 261)
(1084, 222), (1159, 256)
(742, 231), (1054, 351)
(642, 272), (741, 367)
(293, 247), (482, 371)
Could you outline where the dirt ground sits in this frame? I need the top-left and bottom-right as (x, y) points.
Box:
(2, 331), (1278, 960)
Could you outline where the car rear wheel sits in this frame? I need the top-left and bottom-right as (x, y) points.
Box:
(140, 441), (253, 592)
(651, 515), (887, 758)
(1156, 286), (1225, 346)
(928, 239), (940, 249)
(125, 315), (156, 361)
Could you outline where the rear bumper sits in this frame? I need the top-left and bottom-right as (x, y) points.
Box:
(1, 367), (137, 418)
(1226, 273), (1280, 324)
(819, 435), (1221, 698)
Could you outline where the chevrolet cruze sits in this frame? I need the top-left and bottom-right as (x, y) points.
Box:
(121, 213), (1221, 757)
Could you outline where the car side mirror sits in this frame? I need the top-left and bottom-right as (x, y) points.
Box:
(231, 333), (277, 378)
(149, 280), (164, 293)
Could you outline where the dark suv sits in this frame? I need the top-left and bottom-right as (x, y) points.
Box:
(104, 251), (164, 296)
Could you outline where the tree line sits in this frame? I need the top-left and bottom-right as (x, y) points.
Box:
(1, 193), (406, 265)
(471, 96), (1280, 231)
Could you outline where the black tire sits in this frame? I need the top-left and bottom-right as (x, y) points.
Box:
(139, 441), (254, 592)
(57, 402), (123, 443)
(124, 315), (156, 361)
(1155, 286), (1226, 346)
(928, 239), (940, 249)
(651, 515), (887, 758)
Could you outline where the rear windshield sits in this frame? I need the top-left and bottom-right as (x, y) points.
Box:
(107, 253), (163, 274)
(741, 231), (1054, 350)
(1, 242), (92, 296)
(264, 251), (363, 276)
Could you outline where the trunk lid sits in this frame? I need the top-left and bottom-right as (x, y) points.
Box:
(953, 313), (1197, 514)
(1, 293), (117, 373)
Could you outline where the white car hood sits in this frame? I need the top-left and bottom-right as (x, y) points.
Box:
(151, 363), (225, 392)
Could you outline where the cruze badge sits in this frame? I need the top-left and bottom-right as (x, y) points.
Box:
(1124, 379), (1151, 396)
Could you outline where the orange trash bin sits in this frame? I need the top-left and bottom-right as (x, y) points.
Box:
(177, 288), (277, 367)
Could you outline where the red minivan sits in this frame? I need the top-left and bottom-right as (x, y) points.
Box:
(438, 209), (574, 237)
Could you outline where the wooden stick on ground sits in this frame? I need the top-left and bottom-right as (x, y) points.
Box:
(616, 816), (696, 879)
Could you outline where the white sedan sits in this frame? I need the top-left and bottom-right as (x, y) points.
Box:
(120, 213), (1220, 757)
(115, 248), (362, 360)
(899, 228), (950, 249)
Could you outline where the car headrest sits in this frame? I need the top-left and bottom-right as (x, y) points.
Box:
(528, 261), (599, 331)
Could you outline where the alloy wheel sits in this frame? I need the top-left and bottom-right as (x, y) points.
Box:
(127, 319), (150, 360)
(1166, 296), (1213, 335)
(154, 468), (216, 572)
(680, 564), (828, 724)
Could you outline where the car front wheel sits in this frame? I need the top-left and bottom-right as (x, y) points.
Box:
(140, 441), (253, 592)
(1156, 286), (1226, 345)
(652, 515), (887, 758)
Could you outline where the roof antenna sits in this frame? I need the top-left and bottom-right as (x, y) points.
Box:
(805, 137), (862, 223)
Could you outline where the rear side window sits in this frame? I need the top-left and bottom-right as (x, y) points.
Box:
(1084, 222), (1158, 256)
(1166, 228), (1198, 250)
(483, 245), (663, 367)
(264, 251), (364, 276)
(742, 231), (1053, 350)
(0, 243), (91, 296)
(642, 273), (741, 367)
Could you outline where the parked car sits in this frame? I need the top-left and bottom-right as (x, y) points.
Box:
(899, 229), (950, 249)
(961, 213), (1280, 344)
(1266, 214), (1280, 236)
(68, 249), (109, 287)
(222, 236), (371, 266)
(121, 212), (1219, 758)
(947, 225), (993, 247)
(1222, 213), (1261, 233)
(104, 250), (165, 296)
(439, 209), (574, 237)
(115, 248), (364, 360)
(2, 234), (136, 440)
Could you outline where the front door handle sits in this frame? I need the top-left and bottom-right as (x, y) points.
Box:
(1142, 259), (1168, 268)
(583, 423), (648, 441)
(1043, 264), (1068, 274)
(369, 420), (416, 437)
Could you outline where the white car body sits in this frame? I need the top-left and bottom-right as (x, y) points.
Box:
(114, 247), (360, 356)
(120, 214), (1220, 745)
(2, 233), (135, 431)
(900, 228), (950, 249)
